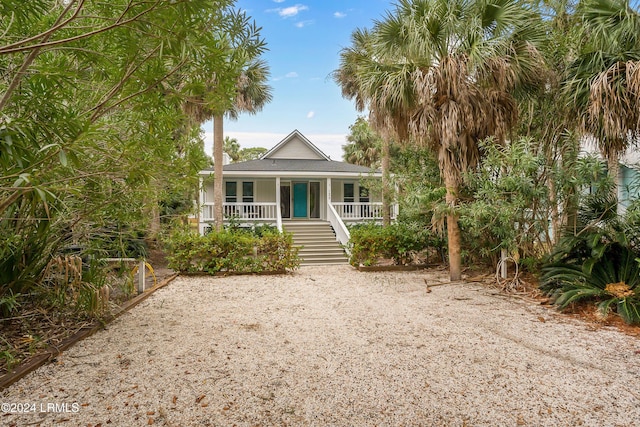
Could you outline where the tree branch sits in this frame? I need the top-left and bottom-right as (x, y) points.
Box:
(0, 0), (86, 53)
(0, 0), (85, 112)
(0, 0), (167, 56)
(87, 44), (162, 120)
(90, 59), (188, 123)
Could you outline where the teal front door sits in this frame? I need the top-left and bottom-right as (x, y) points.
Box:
(293, 182), (308, 218)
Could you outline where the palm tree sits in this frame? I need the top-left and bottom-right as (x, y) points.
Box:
(334, 29), (416, 227)
(212, 58), (272, 229)
(343, 117), (382, 168)
(224, 136), (241, 163)
(564, 0), (640, 202)
(336, 0), (544, 280)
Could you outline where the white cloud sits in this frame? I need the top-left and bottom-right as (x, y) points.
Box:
(295, 20), (314, 28)
(334, 12), (347, 18)
(278, 4), (308, 18)
(273, 0), (285, 3)
(306, 111), (315, 119)
(273, 71), (298, 81)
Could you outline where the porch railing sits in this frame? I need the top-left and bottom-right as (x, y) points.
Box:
(331, 202), (397, 221)
(327, 203), (350, 255)
(200, 201), (396, 225)
(201, 202), (278, 222)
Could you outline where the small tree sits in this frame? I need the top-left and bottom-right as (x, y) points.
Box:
(224, 137), (241, 163)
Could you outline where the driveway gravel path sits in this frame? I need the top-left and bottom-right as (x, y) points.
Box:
(2, 265), (639, 426)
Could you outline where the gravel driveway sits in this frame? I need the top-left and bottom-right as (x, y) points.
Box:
(2, 265), (639, 426)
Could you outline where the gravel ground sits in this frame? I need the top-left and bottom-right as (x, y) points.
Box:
(2, 265), (640, 426)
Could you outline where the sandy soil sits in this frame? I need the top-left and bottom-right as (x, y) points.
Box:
(2, 265), (639, 426)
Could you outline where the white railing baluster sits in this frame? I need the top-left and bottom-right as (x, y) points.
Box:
(329, 202), (398, 222)
(201, 202), (278, 222)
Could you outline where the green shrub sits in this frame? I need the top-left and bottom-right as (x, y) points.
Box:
(457, 137), (551, 267)
(85, 225), (149, 259)
(164, 228), (300, 274)
(257, 230), (300, 271)
(347, 222), (442, 266)
(541, 234), (640, 324)
(37, 257), (109, 317)
(540, 192), (640, 324)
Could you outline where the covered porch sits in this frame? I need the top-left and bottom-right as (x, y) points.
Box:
(198, 175), (398, 247)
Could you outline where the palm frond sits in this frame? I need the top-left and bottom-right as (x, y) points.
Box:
(617, 297), (640, 324)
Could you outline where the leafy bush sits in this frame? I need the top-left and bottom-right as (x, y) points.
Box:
(0, 215), (61, 296)
(38, 256), (110, 317)
(164, 228), (300, 274)
(84, 225), (149, 259)
(457, 137), (551, 267)
(347, 222), (443, 266)
(540, 191), (640, 324)
(541, 232), (640, 324)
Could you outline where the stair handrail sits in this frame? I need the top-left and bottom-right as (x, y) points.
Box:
(327, 203), (351, 256)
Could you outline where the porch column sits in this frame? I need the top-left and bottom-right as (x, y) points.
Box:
(393, 181), (400, 219)
(326, 177), (332, 213)
(198, 176), (205, 235)
(275, 176), (282, 232)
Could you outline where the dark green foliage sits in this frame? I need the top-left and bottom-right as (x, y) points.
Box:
(222, 219), (277, 238)
(540, 189), (640, 324)
(84, 226), (149, 259)
(0, 211), (62, 296)
(164, 229), (300, 274)
(0, 290), (20, 317)
(0, 0), (264, 317)
(541, 234), (640, 324)
(159, 192), (196, 222)
(458, 137), (551, 267)
(393, 145), (443, 225)
(347, 222), (443, 266)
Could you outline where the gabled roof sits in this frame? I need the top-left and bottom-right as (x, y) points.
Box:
(260, 129), (331, 160)
(200, 130), (381, 177)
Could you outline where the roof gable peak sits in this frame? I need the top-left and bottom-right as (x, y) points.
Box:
(261, 130), (331, 161)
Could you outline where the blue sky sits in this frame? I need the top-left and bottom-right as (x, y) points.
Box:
(203, 0), (394, 160)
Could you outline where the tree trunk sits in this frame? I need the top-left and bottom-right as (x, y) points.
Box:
(548, 175), (559, 245)
(562, 140), (580, 236)
(545, 141), (559, 244)
(607, 153), (620, 214)
(444, 171), (462, 281)
(381, 137), (391, 227)
(213, 115), (224, 231)
(149, 202), (161, 239)
(145, 178), (161, 240)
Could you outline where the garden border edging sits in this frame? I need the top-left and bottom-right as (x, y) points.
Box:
(0, 273), (179, 391)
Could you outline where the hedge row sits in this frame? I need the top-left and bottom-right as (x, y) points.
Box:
(347, 222), (444, 266)
(164, 229), (300, 274)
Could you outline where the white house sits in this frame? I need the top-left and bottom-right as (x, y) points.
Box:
(198, 130), (397, 263)
(580, 137), (640, 214)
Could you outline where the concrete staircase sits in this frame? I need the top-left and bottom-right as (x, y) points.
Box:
(283, 221), (349, 265)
